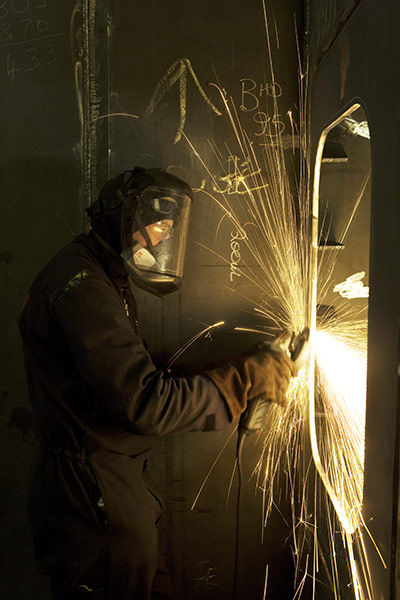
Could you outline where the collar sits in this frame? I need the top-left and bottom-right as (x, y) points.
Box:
(81, 231), (129, 284)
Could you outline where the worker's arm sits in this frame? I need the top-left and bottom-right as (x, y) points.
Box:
(53, 273), (233, 436)
(54, 271), (298, 436)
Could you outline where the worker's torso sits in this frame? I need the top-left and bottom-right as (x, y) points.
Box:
(19, 231), (155, 459)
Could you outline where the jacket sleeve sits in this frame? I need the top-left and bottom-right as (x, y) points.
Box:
(53, 274), (232, 436)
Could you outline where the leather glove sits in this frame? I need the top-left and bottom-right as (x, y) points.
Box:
(204, 346), (297, 420)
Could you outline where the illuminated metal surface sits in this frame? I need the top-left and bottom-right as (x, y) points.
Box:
(185, 92), (377, 597)
(309, 105), (378, 598)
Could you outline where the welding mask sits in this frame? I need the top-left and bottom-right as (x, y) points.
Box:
(120, 168), (192, 296)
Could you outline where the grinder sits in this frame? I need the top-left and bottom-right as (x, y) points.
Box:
(233, 328), (310, 600)
(238, 327), (310, 434)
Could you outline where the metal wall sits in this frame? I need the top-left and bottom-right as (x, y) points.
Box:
(308, 0), (400, 598)
(0, 2), (87, 598)
(0, 1), (303, 599)
(4, 1), (399, 599)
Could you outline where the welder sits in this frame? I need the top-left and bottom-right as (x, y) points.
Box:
(19, 166), (301, 599)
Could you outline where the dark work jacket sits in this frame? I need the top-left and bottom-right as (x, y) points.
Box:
(19, 231), (231, 594)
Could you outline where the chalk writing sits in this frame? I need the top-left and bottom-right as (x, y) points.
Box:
(239, 77), (286, 138)
(230, 228), (246, 282)
(240, 77), (282, 111)
(146, 58), (222, 144)
(0, 0), (47, 16)
(253, 111), (285, 137)
(214, 155), (269, 195)
(0, 0), (61, 81)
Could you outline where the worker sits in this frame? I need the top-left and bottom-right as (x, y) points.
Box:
(19, 166), (299, 599)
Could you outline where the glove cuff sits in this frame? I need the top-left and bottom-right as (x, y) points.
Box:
(204, 364), (249, 420)
(204, 351), (297, 420)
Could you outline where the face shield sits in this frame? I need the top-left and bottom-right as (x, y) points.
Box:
(121, 185), (192, 296)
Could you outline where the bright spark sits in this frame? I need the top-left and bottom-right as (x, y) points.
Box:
(178, 12), (377, 599)
(313, 326), (367, 534)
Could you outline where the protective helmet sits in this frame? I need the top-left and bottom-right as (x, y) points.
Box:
(87, 167), (193, 296)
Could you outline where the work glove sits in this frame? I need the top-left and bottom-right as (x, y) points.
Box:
(204, 341), (297, 420)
